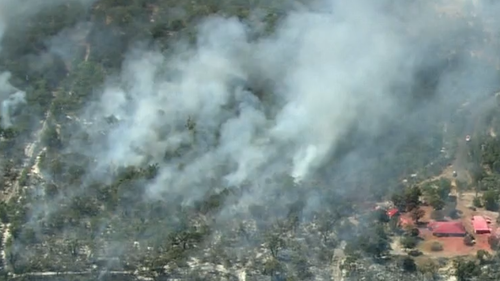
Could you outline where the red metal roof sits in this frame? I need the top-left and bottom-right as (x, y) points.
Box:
(429, 221), (466, 234)
(399, 217), (413, 226)
(387, 208), (399, 218)
(472, 216), (490, 232)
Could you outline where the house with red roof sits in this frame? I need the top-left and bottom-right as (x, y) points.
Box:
(472, 216), (491, 234)
(383, 208), (416, 227)
(428, 221), (467, 237)
(398, 216), (413, 227)
(387, 208), (399, 218)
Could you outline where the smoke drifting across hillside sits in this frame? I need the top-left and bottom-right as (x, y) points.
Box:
(0, 0), (97, 128)
(2, 0), (500, 237)
(0, 0), (500, 275)
(74, 0), (500, 213)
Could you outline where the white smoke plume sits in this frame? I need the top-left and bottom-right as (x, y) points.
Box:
(74, 0), (500, 210)
(1, 90), (25, 128)
(0, 72), (25, 128)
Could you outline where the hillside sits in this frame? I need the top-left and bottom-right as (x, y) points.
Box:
(1, 0), (500, 280)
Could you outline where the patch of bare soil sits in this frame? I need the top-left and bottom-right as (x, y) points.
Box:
(455, 191), (499, 224)
(415, 189), (497, 258)
(418, 228), (492, 258)
(417, 165), (455, 187)
(456, 192), (477, 214)
(390, 237), (406, 256)
(412, 161), (497, 259)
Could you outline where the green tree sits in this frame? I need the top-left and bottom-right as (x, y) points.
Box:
(389, 216), (401, 233)
(437, 178), (452, 199)
(429, 194), (445, 210)
(26, 79), (54, 112)
(482, 190), (498, 211)
(407, 227), (420, 237)
(41, 123), (61, 150)
(430, 242), (443, 252)
(371, 208), (390, 223)
(400, 257), (417, 272)
(391, 193), (405, 210)
(476, 250), (491, 265)
(405, 186), (422, 211)
(50, 61), (105, 118)
(357, 224), (390, 258)
(291, 254), (313, 280)
(20, 227), (37, 245)
(266, 233), (284, 258)
(473, 196), (482, 208)
(0, 202), (9, 223)
(400, 236), (418, 249)
(489, 235), (500, 250)
(410, 208), (425, 224)
(262, 258), (281, 277)
(454, 259), (480, 281)
(463, 234), (475, 246)
(391, 186), (421, 211)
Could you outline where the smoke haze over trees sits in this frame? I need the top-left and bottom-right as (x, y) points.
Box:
(1, 0), (500, 280)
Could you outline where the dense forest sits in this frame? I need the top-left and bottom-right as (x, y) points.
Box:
(1, 0), (500, 280)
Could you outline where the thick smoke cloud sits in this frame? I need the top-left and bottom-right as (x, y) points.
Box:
(76, 0), (500, 212)
(1, 0), (500, 275)
(0, 0), (498, 227)
(0, 72), (25, 128)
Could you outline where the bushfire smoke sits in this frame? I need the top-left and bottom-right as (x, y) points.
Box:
(76, 0), (500, 211)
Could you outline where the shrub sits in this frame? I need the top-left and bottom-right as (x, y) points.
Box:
(410, 208), (425, 224)
(401, 236), (418, 249)
(463, 235), (475, 246)
(400, 256), (417, 272)
(454, 259), (480, 281)
(477, 249), (491, 264)
(447, 209), (460, 219)
(417, 259), (438, 277)
(472, 197), (482, 208)
(408, 249), (423, 257)
(430, 210), (445, 220)
(429, 195), (445, 210)
(482, 190), (499, 211)
(408, 227), (420, 237)
(373, 208), (390, 223)
(389, 216), (402, 234)
(488, 235), (499, 250)
(430, 241), (443, 252)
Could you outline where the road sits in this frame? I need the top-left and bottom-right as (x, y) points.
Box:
(451, 92), (498, 184)
(332, 241), (346, 281)
(9, 270), (154, 281)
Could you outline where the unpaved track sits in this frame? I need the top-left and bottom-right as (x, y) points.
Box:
(417, 94), (497, 187)
(450, 94), (497, 183)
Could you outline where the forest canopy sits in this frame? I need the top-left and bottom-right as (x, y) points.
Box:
(0, 0), (500, 280)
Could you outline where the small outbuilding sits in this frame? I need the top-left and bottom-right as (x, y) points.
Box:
(399, 217), (413, 227)
(472, 216), (491, 234)
(387, 208), (399, 218)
